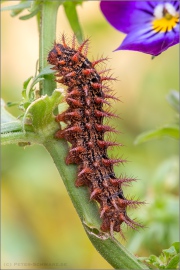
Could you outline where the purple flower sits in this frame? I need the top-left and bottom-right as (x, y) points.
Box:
(100, 1), (180, 56)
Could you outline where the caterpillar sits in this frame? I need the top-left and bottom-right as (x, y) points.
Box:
(47, 34), (144, 238)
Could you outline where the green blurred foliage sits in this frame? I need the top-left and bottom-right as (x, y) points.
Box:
(1, 1), (179, 269)
(140, 242), (180, 269)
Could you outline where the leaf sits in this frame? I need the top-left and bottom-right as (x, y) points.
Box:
(29, 65), (55, 90)
(141, 242), (180, 269)
(21, 66), (55, 102)
(63, 1), (83, 43)
(28, 0), (41, 13)
(1, 90), (63, 145)
(1, 122), (22, 134)
(22, 89), (63, 137)
(1, 99), (17, 124)
(166, 90), (179, 113)
(23, 76), (33, 91)
(18, 0), (41, 20)
(166, 254), (180, 269)
(1, 1), (41, 20)
(19, 7), (40, 20)
(1, 1), (31, 12)
(1, 99), (22, 133)
(6, 102), (19, 108)
(173, 242), (180, 254)
(36, 65), (55, 78)
(134, 125), (179, 145)
(22, 76), (33, 99)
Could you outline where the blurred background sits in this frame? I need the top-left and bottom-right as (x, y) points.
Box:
(1, 1), (179, 269)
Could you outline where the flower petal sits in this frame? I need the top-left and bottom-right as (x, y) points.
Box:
(116, 23), (180, 55)
(100, 1), (160, 33)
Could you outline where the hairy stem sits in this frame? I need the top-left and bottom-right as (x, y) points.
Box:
(1, 132), (41, 145)
(39, 1), (61, 96)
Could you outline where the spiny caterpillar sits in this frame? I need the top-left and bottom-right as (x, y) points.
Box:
(48, 34), (144, 238)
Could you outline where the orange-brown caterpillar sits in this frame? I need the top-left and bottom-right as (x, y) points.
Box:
(48, 34), (144, 238)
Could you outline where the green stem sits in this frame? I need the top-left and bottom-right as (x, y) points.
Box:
(1, 131), (41, 145)
(44, 139), (148, 270)
(86, 232), (147, 270)
(39, 0), (61, 96)
(44, 139), (101, 227)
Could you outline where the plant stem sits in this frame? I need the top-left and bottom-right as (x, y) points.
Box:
(44, 139), (148, 270)
(39, 1), (61, 96)
(1, 131), (40, 145)
(86, 231), (147, 270)
(44, 139), (101, 227)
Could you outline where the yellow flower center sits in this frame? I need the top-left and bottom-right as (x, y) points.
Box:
(152, 3), (179, 32)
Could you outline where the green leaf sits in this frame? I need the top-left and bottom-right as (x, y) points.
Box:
(1, 99), (18, 124)
(35, 65), (55, 79)
(19, 7), (40, 20)
(22, 89), (63, 138)
(173, 242), (180, 254)
(22, 76), (33, 99)
(18, 0), (41, 20)
(23, 76), (33, 91)
(6, 102), (19, 108)
(28, 0), (41, 13)
(1, 99), (22, 134)
(141, 243), (180, 269)
(1, 90), (63, 146)
(20, 66), (55, 108)
(166, 90), (179, 112)
(1, 1), (31, 12)
(63, 1), (83, 43)
(1, 1), (41, 20)
(1, 122), (22, 134)
(29, 65), (55, 91)
(1, 0), (42, 19)
(166, 254), (180, 269)
(163, 246), (177, 258)
(134, 125), (179, 145)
